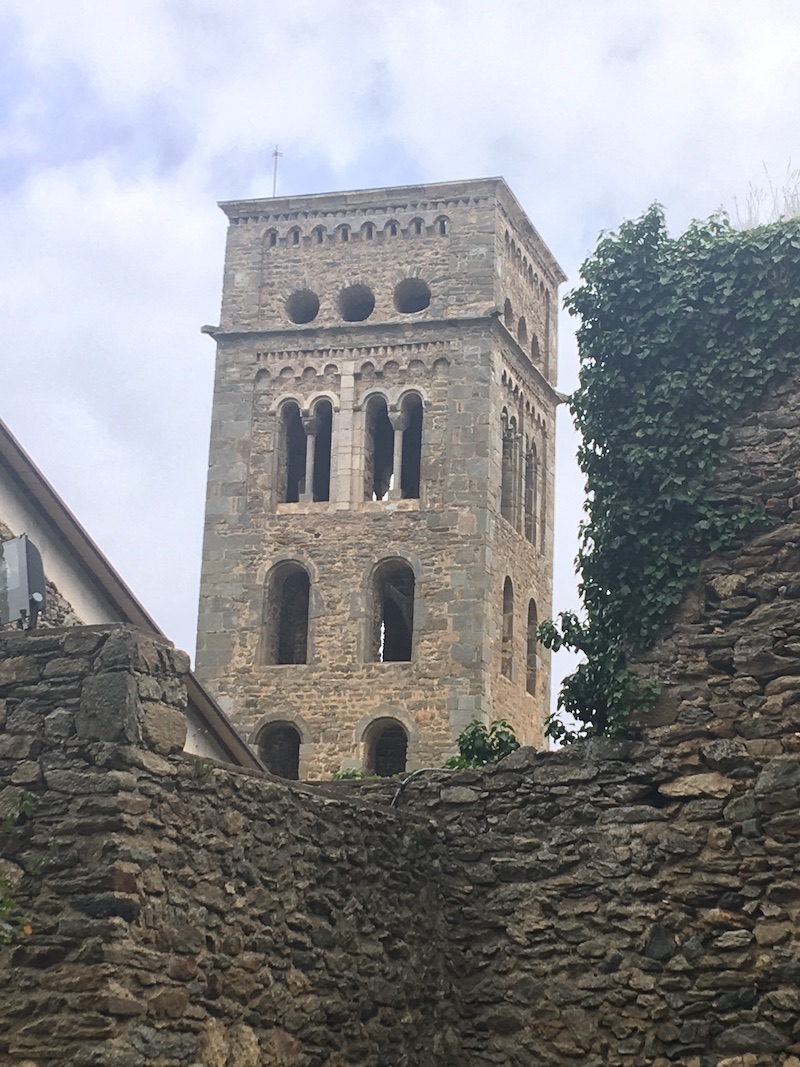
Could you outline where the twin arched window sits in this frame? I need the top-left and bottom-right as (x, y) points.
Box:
(363, 393), (423, 501)
(260, 557), (416, 668)
(500, 578), (538, 695)
(277, 393), (423, 506)
(278, 399), (334, 503)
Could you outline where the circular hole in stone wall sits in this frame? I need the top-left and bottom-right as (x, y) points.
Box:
(394, 278), (431, 314)
(338, 284), (375, 322)
(286, 289), (320, 324)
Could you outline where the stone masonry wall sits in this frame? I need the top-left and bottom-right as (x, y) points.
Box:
(2, 622), (800, 1064)
(0, 625), (456, 1067)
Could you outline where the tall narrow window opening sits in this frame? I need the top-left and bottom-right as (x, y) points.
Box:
(524, 441), (538, 544)
(501, 577), (514, 679)
(364, 396), (394, 500)
(526, 600), (538, 696)
(259, 723), (301, 780)
(261, 563), (311, 665)
(371, 561), (415, 662)
(400, 393), (423, 499)
(311, 400), (333, 502)
(517, 317), (528, 345)
(503, 298), (513, 328)
(364, 719), (408, 777)
(500, 410), (516, 524)
(544, 290), (551, 379)
(280, 403), (307, 503)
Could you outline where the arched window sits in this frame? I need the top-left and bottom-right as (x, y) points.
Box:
(338, 225), (350, 243)
(517, 317), (528, 345)
(524, 441), (538, 544)
(261, 562), (311, 665)
(411, 217), (424, 236)
(531, 335), (541, 366)
(311, 399), (333, 502)
(364, 395), (394, 500)
(526, 600), (538, 696)
(364, 718), (408, 777)
(362, 221), (375, 240)
(258, 722), (301, 779)
(312, 226), (325, 244)
(267, 229), (278, 248)
(500, 410), (516, 525)
(501, 577), (514, 679)
(279, 402), (306, 503)
(371, 560), (415, 662)
(289, 227), (300, 246)
(503, 298), (514, 328)
(386, 220), (399, 237)
(436, 216), (448, 236)
(400, 393), (423, 500)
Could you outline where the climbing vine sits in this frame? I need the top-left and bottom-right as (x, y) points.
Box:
(540, 205), (800, 742)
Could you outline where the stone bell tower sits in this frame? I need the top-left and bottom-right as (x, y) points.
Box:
(195, 178), (565, 778)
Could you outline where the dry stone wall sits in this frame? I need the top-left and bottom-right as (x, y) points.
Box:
(3, 616), (800, 1065)
(0, 625), (457, 1067)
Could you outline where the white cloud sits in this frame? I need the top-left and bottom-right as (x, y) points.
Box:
(2, 0), (799, 696)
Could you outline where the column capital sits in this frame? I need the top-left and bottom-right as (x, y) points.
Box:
(301, 415), (320, 437)
(388, 411), (409, 432)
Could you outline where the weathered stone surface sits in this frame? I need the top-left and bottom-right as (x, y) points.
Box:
(141, 702), (186, 755)
(660, 772), (735, 797)
(194, 180), (562, 777)
(77, 672), (142, 744)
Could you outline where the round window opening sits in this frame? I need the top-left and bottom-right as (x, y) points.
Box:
(286, 289), (320, 325)
(338, 284), (375, 322)
(394, 278), (431, 314)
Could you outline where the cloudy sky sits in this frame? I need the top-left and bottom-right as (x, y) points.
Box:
(3, 0), (799, 702)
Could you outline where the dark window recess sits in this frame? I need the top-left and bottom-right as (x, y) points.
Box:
(526, 599), (538, 695)
(259, 723), (301, 779)
(524, 443), (538, 544)
(277, 569), (310, 664)
(312, 401), (333, 502)
(339, 284), (375, 322)
(365, 397), (394, 500)
(286, 289), (320, 324)
(281, 404), (307, 503)
(373, 562), (415, 662)
(261, 564), (311, 666)
(367, 722), (408, 777)
(504, 298), (513, 328)
(400, 395), (423, 499)
(500, 412), (516, 524)
(501, 576), (514, 679)
(394, 278), (431, 314)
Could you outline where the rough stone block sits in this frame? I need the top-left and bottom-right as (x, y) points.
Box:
(77, 672), (142, 744)
(141, 701), (186, 756)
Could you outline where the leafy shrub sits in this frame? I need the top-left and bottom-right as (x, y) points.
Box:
(445, 720), (520, 769)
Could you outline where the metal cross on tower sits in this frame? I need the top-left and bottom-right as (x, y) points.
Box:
(272, 145), (282, 197)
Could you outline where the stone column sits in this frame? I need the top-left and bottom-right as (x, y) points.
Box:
(388, 411), (409, 500)
(300, 415), (319, 503)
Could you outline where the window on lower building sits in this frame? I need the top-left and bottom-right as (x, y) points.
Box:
(259, 722), (301, 779)
(311, 399), (333, 502)
(400, 393), (423, 500)
(526, 599), (538, 695)
(279, 402), (306, 503)
(364, 395), (394, 500)
(364, 719), (408, 777)
(261, 562), (311, 665)
(371, 560), (415, 662)
(501, 577), (514, 679)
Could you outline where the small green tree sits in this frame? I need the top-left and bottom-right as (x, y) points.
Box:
(444, 720), (520, 769)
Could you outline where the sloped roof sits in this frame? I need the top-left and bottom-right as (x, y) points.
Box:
(0, 417), (262, 772)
